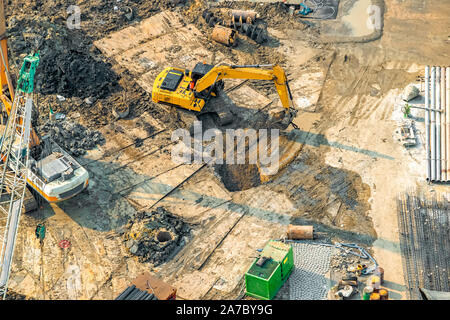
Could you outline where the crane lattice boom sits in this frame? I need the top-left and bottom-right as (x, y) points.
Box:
(0, 53), (39, 299)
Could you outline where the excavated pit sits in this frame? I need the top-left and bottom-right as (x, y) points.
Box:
(126, 207), (191, 266)
(215, 163), (261, 192)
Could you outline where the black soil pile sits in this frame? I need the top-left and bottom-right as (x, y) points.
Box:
(4, 1), (187, 129)
(6, 0), (187, 40)
(126, 207), (191, 266)
(7, 17), (120, 99)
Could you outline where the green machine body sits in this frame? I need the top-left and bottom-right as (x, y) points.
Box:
(245, 240), (294, 300)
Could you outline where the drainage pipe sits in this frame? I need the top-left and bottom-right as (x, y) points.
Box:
(441, 67), (447, 181)
(211, 25), (238, 47)
(431, 67), (436, 181)
(425, 66), (431, 181)
(447, 67), (450, 180)
(436, 67), (441, 181)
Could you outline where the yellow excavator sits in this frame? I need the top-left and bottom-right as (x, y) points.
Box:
(152, 62), (296, 127)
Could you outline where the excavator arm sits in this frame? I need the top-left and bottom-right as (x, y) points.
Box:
(194, 63), (294, 109)
(0, 0), (40, 146)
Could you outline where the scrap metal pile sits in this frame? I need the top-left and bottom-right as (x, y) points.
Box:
(202, 9), (268, 45)
(37, 120), (105, 157)
(397, 192), (450, 299)
(115, 285), (158, 300)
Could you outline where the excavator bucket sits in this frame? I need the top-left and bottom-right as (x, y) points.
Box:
(268, 107), (296, 129)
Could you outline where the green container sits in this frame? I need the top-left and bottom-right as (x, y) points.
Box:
(245, 240), (294, 300)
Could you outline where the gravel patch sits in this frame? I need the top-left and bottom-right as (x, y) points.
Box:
(288, 241), (337, 300)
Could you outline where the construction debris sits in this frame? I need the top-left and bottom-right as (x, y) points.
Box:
(7, 17), (119, 99)
(231, 10), (259, 24)
(424, 66), (450, 182)
(402, 84), (420, 102)
(37, 120), (105, 157)
(126, 207), (191, 266)
(394, 120), (417, 147)
(202, 9), (268, 44)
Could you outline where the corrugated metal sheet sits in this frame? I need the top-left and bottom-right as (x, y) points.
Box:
(115, 285), (158, 300)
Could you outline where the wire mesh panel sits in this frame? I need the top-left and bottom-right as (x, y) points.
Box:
(397, 191), (450, 299)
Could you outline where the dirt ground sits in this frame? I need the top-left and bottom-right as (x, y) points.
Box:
(3, 0), (449, 300)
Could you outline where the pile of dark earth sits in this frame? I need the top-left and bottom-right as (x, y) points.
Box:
(5, 1), (187, 128)
(6, 0), (188, 41)
(4, 290), (29, 300)
(6, 16), (119, 100)
(126, 207), (191, 266)
(37, 120), (105, 157)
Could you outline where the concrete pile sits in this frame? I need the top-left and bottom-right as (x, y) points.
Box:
(38, 120), (105, 157)
(126, 207), (190, 266)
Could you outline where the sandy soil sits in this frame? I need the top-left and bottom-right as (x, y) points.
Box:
(2, 0), (449, 300)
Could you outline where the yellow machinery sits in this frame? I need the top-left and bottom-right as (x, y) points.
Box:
(152, 62), (296, 125)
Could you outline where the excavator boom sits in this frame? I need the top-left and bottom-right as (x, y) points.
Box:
(194, 64), (293, 109)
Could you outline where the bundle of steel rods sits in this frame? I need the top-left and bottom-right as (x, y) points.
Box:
(397, 191), (450, 299)
(115, 285), (158, 300)
(425, 66), (450, 182)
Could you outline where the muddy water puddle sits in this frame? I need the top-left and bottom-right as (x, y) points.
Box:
(342, 0), (375, 37)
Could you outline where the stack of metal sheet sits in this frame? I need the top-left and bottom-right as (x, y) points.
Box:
(115, 285), (158, 300)
(425, 66), (450, 182)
